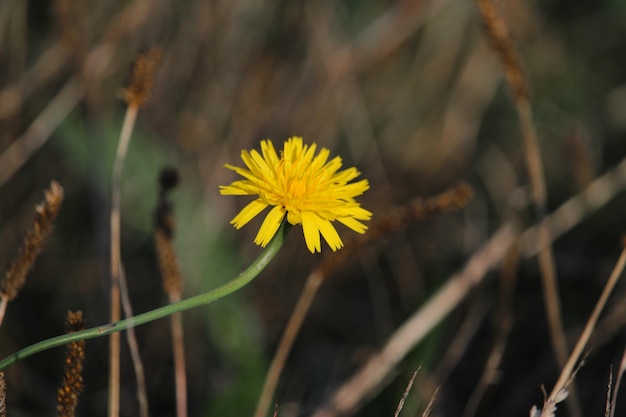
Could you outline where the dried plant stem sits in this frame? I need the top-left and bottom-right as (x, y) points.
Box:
(519, 101), (569, 368)
(119, 267), (149, 417)
(422, 386), (440, 417)
(474, 0), (575, 413)
(609, 347), (626, 417)
(521, 155), (626, 257)
(312, 224), (517, 417)
(109, 103), (149, 417)
(0, 78), (82, 187)
(0, 41), (67, 122)
(462, 247), (519, 417)
(170, 308), (187, 417)
(0, 223), (290, 371)
(393, 369), (419, 417)
(0, 298), (8, 328)
(607, 368), (613, 417)
(254, 271), (324, 417)
(541, 248), (626, 417)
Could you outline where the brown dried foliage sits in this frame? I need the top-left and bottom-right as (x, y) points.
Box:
(57, 310), (86, 417)
(1, 181), (64, 301)
(319, 182), (474, 277)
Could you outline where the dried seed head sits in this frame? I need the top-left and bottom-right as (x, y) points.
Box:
(476, 0), (528, 103)
(2, 181), (64, 301)
(123, 47), (163, 108)
(0, 372), (5, 417)
(57, 310), (85, 417)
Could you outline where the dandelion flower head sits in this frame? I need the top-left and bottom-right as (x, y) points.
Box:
(220, 137), (372, 253)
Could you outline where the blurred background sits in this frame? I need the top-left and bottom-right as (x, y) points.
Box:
(2, 0), (626, 416)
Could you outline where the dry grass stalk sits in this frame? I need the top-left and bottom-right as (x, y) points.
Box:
(108, 102), (137, 417)
(0, 78), (81, 188)
(254, 184), (474, 417)
(534, 246), (626, 417)
(57, 310), (85, 417)
(0, 41), (68, 122)
(606, 368), (613, 417)
(0, 181), (64, 325)
(609, 347), (626, 417)
(0, 371), (5, 417)
(434, 296), (491, 383)
(108, 47), (161, 417)
(311, 224), (517, 417)
(462, 245), (520, 417)
(393, 369), (419, 417)
(475, 0), (576, 414)
(154, 168), (187, 417)
(422, 386), (440, 417)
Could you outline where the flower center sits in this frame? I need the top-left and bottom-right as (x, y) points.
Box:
(287, 177), (307, 199)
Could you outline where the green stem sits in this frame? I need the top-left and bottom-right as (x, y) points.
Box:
(0, 222), (290, 371)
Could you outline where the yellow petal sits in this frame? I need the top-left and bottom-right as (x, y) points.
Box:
(301, 211), (321, 253)
(231, 199), (268, 229)
(317, 217), (344, 251)
(337, 216), (369, 234)
(261, 140), (279, 167)
(255, 205), (286, 247)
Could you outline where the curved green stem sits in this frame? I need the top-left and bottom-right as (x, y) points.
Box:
(0, 223), (290, 371)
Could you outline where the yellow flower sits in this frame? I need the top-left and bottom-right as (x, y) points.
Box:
(220, 137), (372, 253)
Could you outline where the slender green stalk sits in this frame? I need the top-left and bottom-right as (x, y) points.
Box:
(0, 223), (290, 371)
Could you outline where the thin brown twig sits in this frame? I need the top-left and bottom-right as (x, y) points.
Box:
(521, 155), (626, 257)
(348, 0), (451, 74)
(0, 79), (82, 187)
(170, 310), (187, 417)
(609, 349), (626, 417)
(393, 369), (419, 417)
(311, 224), (517, 417)
(606, 367), (613, 417)
(462, 245), (520, 417)
(474, 1), (576, 415)
(0, 41), (68, 122)
(539, 247), (626, 417)
(118, 266), (149, 417)
(254, 271), (325, 417)
(108, 103), (139, 417)
(422, 386), (440, 417)
(108, 48), (160, 417)
(434, 295), (491, 383)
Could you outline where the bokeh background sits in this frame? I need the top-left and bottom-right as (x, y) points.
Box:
(2, 0), (626, 416)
